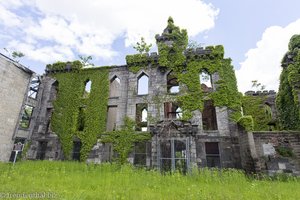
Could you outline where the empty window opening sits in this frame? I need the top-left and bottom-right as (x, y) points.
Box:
(134, 142), (150, 166)
(176, 107), (182, 119)
(142, 108), (147, 122)
(49, 81), (59, 102)
(36, 141), (48, 160)
(137, 73), (149, 95)
(202, 100), (218, 130)
(141, 127), (148, 132)
(9, 138), (25, 162)
(110, 76), (121, 97)
(72, 140), (82, 161)
(19, 105), (34, 129)
(200, 70), (212, 92)
(106, 106), (118, 131)
(28, 77), (40, 99)
(167, 71), (179, 94)
(78, 107), (86, 131)
(164, 102), (182, 119)
(45, 108), (53, 133)
(83, 80), (92, 98)
(136, 104), (148, 131)
(205, 142), (220, 168)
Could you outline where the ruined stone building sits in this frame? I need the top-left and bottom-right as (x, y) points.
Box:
(1, 19), (300, 175)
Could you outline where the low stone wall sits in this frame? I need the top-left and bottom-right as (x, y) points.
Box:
(253, 131), (300, 175)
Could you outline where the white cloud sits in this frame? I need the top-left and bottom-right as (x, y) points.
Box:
(0, 0), (218, 65)
(236, 19), (300, 93)
(7, 40), (75, 63)
(0, 4), (22, 27)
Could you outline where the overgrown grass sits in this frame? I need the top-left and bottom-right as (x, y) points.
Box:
(0, 161), (299, 199)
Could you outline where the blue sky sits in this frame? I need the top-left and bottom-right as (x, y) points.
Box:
(1, 0), (300, 92)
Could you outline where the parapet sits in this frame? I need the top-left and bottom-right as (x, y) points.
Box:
(245, 90), (277, 96)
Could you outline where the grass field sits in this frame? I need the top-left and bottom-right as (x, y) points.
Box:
(0, 161), (299, 200)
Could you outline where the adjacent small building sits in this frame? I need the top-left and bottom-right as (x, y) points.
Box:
(0, 53), (36, 161)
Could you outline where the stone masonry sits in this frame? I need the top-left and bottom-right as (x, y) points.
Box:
(0, 53), (34, 161)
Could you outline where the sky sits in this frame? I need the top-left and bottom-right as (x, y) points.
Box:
(1, 0), (300, 93)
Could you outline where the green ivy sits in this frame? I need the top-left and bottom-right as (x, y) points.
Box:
(237, 116), (254, 132)
(276, 146), (294, 157)
(156, 18), (241, 120)
(241, 95), (272, 131)
(276, 34), (300, 130)
(46, 60), (83, 71)
(50, 66), (109, 161)
(99, 117), (151, 165)
(125, 17), (242, 121)
(21, 141), (31, 160)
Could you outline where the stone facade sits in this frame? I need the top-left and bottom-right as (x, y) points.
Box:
(2, 22), (298, 176)
(0, 53), (34, 161)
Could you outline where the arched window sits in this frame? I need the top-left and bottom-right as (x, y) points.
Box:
(167, 71), (179, 94)
(137, 73), (149, 95)
(199, 70), (212, 92)
(136, 103), (148, 131)
(83, 80), (91, 98)
(176, 107), (182, 119)
(164, 102), (182, 119)
(110, 76), (121, 97)
(141, 108), (148, 122)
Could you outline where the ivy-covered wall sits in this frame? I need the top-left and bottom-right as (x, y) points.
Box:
(126, 17), (242, 121)
(48, 18), (246, 162)
(50, 62), (109, 161)
(242, 95), (272, 131)
(276, 34), (300, 130)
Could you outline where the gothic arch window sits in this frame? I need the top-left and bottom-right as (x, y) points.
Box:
(136, 103), (148, 131)
(164, 102), (182, 119)
(141, 108), (148, 122)
(83, 80), (92, 98)
(110, 76), (121, 97)
(137, 73), (149, 95)
(199, 69), (213, 92)
(167, 71), (179, 94)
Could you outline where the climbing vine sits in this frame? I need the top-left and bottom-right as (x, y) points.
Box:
(50, 62), (109, 161)
(99, 117), (151, 165)
(126, 17), (242, 121)
(237, 116), (254, 132)
(125, 54), (150, 73)
(276, 34), (300, 130)
(46, 60), (82, 71)
(241, 95), (272, 131)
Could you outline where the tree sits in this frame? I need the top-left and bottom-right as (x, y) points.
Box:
(251, 80), (265, 91)
(3, 48), (25, 63)
(78, 55), (94, 67)
(133, 37), (152, 54)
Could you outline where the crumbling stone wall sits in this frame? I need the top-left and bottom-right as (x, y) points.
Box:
(253, 132), (300, 175)
(26, 76), (64, 160)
